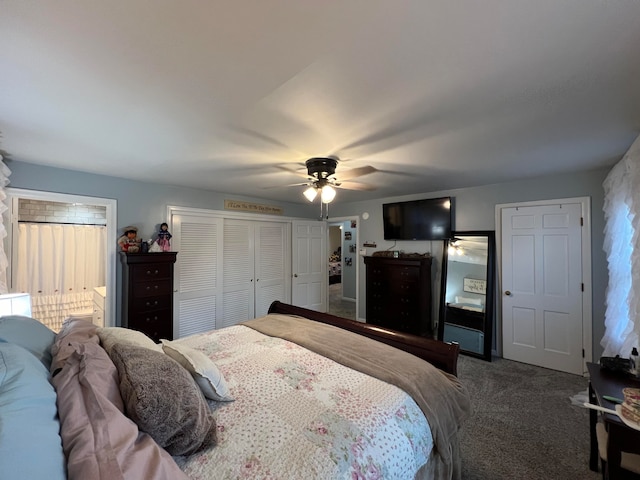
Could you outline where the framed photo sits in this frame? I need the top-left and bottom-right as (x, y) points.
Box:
(463, 278), (486, 295)
(344, 232), (352, 240)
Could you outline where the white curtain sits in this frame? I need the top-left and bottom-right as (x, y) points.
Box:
(601, 134), (640, 357)
(16, 223), (106, 331)
(0, 155), (10, 294)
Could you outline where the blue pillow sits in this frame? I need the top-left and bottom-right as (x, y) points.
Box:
(0, 341), (66, 479)
(0, 315), (55, 368)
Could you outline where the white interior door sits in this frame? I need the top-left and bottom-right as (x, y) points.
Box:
(501, 202), (584, 374)
(292, 221), (326, 311)
(172, 214), (223, 337)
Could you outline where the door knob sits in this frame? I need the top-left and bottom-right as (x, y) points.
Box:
(505, 290), (512, 296)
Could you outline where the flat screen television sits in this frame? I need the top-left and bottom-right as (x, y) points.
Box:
(382, 197), (452, 240)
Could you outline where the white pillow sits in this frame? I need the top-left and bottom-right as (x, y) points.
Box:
(161, 340), (234, 402)
(97, 327), (163, 354)
(455, 296), (483, 306)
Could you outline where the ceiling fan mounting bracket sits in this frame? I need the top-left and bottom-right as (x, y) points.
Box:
(306, 157), (337, 179)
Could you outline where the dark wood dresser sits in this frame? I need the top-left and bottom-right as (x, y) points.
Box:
(364, 255), (433, 336)
(120, 252), (177, 342)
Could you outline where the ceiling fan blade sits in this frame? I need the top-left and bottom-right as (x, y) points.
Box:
(261, 182), (308, 190)
(275, 164), (309, 178)
(334, 181), (377, 191)
(336, 165), (378, 181)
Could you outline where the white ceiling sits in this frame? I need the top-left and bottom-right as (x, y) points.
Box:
(1, 1), (639, 204)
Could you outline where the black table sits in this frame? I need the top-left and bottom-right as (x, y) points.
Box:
(587, 362), (640, 479)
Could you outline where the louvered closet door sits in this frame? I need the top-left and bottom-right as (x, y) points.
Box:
(171, 214), (223, 338)
(255, 222), (290, 317)
(221, 219), (255, 328)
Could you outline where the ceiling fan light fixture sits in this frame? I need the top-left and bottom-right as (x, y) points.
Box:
(303, 186), (318, 202)
(321, 185), (336, 203)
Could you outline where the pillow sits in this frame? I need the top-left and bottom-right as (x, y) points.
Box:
(98, 327), (162, 355)
(0, 315), (55, 368)
(51, 316), (101, 375)
(0, 341), (66, 480)
(53, 342), (189, 480)
(161, 340), (234, 402)
(455, 295), (483, 306)
(109, 343), (218, 456)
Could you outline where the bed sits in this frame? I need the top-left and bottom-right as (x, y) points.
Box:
(0, 301), (470, 480)
(329, 260), (342, 284)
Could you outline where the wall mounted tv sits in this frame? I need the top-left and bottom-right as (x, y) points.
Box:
(382, 197), (452, 241)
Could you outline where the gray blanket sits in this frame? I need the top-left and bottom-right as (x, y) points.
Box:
(242, 314), (471, 480)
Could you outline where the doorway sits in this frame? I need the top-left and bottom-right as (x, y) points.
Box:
(497, 197), (592, 375)
(327, 217), (358, 320)
(5, 188), (117, 329)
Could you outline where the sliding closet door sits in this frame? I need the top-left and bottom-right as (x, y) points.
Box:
(221, 219), (255, 328)
(222, 219), (290, 323)
(254, 222), (290, 317)
(172, 214), (224, 337)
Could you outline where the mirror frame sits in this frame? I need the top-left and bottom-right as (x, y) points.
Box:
(437, 230), (496, 361)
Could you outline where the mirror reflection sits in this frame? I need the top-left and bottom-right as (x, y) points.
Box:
(438, 231), (495, 360)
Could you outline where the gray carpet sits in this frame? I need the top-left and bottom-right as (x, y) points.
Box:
(328, 283), (356, 320)
(457, 355), (600, 480)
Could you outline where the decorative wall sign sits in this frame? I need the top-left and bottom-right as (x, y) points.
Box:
(224, 200), (283, 215)
(463, 278), (487, 295)
(344, 231), (352, 240)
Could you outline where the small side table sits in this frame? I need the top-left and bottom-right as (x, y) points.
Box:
(587, 362), (640, 478)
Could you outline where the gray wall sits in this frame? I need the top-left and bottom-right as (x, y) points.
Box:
(341, 220), (357, 299)
(7, 161), (318, 238)
(8, 160), (610, 360)
(330, 167), (610, 361)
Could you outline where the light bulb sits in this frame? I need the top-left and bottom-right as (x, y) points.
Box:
(321, 185), (336, 203)
(303, 186), (318, 202)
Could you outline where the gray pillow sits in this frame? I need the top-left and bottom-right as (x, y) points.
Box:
(109, 343), (217, 456)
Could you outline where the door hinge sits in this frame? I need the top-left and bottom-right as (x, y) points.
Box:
(580, 217), (583, 226)
(581, 283), (584, 292)
(582, 349), (585, 358)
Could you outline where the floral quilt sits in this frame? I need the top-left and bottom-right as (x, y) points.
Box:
(173, 325), (433, 480)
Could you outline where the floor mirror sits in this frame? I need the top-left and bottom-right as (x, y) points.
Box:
(438, 231), (495, 361)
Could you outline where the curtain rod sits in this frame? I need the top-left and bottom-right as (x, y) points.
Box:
(18, 220), (107, 227)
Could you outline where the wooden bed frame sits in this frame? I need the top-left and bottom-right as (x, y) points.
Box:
(268, 301), (460, 376)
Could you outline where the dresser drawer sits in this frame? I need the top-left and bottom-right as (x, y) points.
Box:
(129, 309), (172, 342)
(390, 267), (420, 282)
(132, 279), (172, 298)
(131, 263), (172, 282)
(130, 295), (172, 313)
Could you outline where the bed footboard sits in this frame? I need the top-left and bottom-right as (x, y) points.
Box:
(268, 301), (460, 376)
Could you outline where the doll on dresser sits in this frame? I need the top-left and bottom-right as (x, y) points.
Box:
(156, 222), (172, 252)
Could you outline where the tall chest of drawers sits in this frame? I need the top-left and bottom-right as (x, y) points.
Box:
(120, 252), (177, 342)
(364, 255), (432, 336)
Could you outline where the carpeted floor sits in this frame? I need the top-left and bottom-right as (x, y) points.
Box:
(457, 355), (600, 479)
(328, 283), (356, 320)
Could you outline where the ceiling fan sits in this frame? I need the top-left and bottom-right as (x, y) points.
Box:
(294, 157), (377, 216)
(278, 156), (377, 218)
